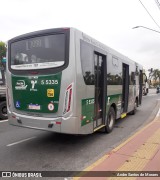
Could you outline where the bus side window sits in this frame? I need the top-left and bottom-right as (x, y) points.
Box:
(80, 41), (95, 85)
(107, 56), (122, 85)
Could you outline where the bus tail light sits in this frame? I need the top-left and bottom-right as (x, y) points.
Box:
(63, 83), (73, 114)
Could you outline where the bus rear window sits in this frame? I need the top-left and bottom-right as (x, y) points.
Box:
(11, 34), (65, 70)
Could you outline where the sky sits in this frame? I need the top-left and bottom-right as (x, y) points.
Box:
(1, 0), (160, 72)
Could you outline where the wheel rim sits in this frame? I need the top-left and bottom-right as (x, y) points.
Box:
(2, 106), (7, 116)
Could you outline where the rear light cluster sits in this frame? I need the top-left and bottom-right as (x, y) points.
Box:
(63, 83), (73, 114)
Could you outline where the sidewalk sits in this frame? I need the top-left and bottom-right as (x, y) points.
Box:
(74, 102), (160, 180)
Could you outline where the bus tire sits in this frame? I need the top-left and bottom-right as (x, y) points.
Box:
(105, 107), (115, 133)
(0, 101), (7, 120)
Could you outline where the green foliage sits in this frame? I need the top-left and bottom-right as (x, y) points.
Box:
(149, 69), (160, 87)
(152, 69), (160, 81)
(0, 41), (6, 61)
(0, 41), (6, 68)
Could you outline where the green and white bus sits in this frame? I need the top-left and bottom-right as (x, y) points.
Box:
(6, 28), (143, 134)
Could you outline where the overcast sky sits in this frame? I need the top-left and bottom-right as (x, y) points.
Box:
(1, 0), (160, 71)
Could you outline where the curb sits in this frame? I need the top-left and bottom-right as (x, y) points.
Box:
(74, 99), (160, 179)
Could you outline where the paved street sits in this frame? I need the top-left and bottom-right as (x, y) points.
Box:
(0, 90), (159, 179)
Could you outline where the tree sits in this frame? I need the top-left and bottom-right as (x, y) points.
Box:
(0, 41), (6, 68)
(0, 41), (6, 60)
(150, 69), (160, 87)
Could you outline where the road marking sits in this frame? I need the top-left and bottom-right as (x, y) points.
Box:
(7, 136), (36, 147)
(0, 120), (8, 123)
(74, 154), (109, 180)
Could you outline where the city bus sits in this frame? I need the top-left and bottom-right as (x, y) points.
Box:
(6, 28), (143, 134)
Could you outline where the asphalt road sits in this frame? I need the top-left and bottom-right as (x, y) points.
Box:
(0, 90), (160, 179)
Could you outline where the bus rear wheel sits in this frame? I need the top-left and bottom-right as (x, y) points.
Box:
(105, 107), (115, 133)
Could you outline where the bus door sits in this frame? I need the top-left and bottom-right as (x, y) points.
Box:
(94, 53), (107, 130)
(122, 63), (129, 113)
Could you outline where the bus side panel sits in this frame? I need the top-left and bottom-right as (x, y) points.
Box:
(128, 63), (140, 113)
(107, 54), (122, 119)
(75, 31), (94, 134)
(60, 28), (79, 134)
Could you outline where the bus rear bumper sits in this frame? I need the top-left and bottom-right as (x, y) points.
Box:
(8, 112), (78, 134)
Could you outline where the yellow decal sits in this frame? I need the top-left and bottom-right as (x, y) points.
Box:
(47, 89), (54, 97)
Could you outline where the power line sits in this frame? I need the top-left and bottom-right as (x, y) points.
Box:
(155, 0), (160, 11)
(138, 0), (160, 29)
